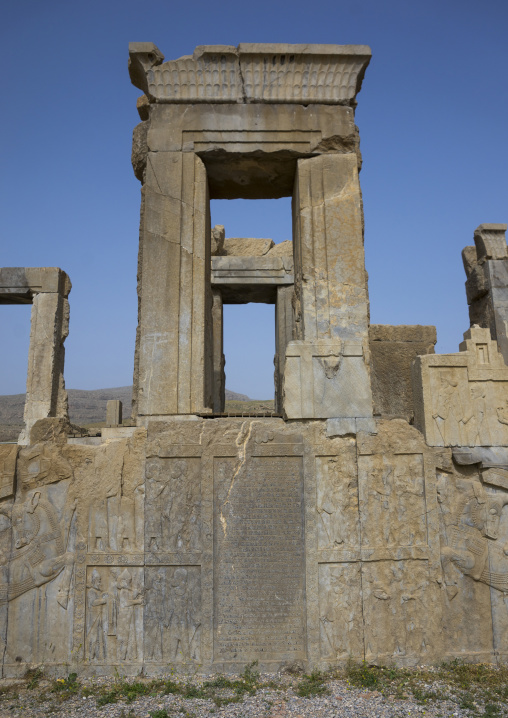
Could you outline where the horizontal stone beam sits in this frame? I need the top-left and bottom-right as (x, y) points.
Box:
(211, 256), (294, 286)
(0, 267), (71, 304)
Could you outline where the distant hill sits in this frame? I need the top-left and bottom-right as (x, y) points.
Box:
(0, 386), (254, 442)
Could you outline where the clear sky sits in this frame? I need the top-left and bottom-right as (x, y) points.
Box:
(1, 0), (507, 399)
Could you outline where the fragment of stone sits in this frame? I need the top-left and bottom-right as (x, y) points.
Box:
(369, 324), (436, 421)
(132, 121), (149, 182)
(211, 225), (225, 256)
(0, 445), (18, 499)
(266, 239), (293, 257)
(106, 400), (123, 427)
(136, 94), (150, 121)
(223, 237), (274, 256)
(413, 324), (508, 447)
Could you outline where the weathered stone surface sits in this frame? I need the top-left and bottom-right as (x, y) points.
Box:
(464, 224), (508, 364)
(0, 268), (71, 444)
(369, 324), (436, 421)
(106, 400), (122, 427)
(135, 151), (213, 416)
(5, 42), (508, 678)
(413, 325), (508, 447)
(129, 43), (371, 106)
(146, 102), (358, 199)
(0, 445), (18, 499)
(267, 239), (293, 257)
(131, 121), (149, 182)
(211, 225), (225, 256)
(223, 237), (274, 256)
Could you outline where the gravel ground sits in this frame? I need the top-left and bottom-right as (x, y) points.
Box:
(0, 671), (501, 718)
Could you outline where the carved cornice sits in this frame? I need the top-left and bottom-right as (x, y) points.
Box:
(128, 42), (371, 106)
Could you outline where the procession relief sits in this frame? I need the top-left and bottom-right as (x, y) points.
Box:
(88, 485), (144, 553)
(144, 567), (201, 663)
(0, 474), (78, 664)
(358, 453), (426, 547)
(318, 563), (363, 660)
(316, 454), (359, 548)
(86, 566), (144, 662)
(437, 473), (508, 599)
(145, 458), (201, 553)
(429, 368), (508, 447)
(362, 560), (431, 662)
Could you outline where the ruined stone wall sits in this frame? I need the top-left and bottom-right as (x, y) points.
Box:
(1, 44), (508, 676)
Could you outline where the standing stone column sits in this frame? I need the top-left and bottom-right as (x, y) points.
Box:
(275, 285), (294, 414)
(284, 153), (374, 425)
(135, 151), (212, 416)
(211, 289), (225, 414)
(463, 223), (508, 365)
(20, 275), (71, 444)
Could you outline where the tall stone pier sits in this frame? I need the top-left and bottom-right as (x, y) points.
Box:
(0, 43), (508, 676)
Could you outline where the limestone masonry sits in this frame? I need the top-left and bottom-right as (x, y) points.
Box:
(1, 43), (508, 676)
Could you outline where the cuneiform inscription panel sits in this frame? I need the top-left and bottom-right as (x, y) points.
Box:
(214, 454), (306, 662)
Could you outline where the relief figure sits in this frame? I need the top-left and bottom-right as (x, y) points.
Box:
(168, 568), (200, 662)
(432, 372), (468, 446)
(439, 478), (508, 598)
(465, 385), (492, 446)
(89, 488), (140, 553)
(144, 571), (166, 662)
(317, 458), (358, 548)
(0, 490), (75, 606)
(86, 569), (108, 660)
(116, 569), (144, 661)
(319, 565), (361, 659)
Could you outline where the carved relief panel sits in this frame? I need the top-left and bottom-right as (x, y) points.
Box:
(144, 566), (201, 663)
(316, 453), (359, 549)
(85, 566), (144, 663)
(358, 453), (426, 548)
(318, 562), (363, 660)
(362, 560), (433, 663)
(413, 326), (508, 447)
(145, 457), (201, 554)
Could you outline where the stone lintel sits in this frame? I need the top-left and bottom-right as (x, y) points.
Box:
(0, 267), (71, 303)
(211, 256), (294, 286)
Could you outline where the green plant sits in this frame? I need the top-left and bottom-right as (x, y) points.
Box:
(345, 660), (379, 689)
(150, 710), (170, 718)
(25, 666), (44, 690)
(296, 671), (329, 698)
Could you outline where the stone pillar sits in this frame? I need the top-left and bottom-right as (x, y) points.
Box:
(135, 151), (213, 416)
(106, 400), (122, 427)
(283, 153), (374, 423)
(20, 287), (70, 444)
(211, 289), (225, 414)
(275, 285), (294, 414)
(463, 223), (508, 364)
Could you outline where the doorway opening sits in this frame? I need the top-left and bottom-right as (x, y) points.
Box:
(223, 303), (275, 408)
(0, 304), (32, 441)
(210, 198), (292, 408)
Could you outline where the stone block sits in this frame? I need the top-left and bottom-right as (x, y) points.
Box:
(474, 223), (508, 261)
(283, 340), (373, 419)
(223, 237), (274, 256)
(0, 445), (18, 499)
(369, 324), (436, 420)
(413, 325), (508, 447)
(106, 400), (122, 427)
(211, 225), (225, 256)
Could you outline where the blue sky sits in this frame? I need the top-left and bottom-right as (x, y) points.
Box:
(1, 0), (507, 399)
